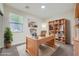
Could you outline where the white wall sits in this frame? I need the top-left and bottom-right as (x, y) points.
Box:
(0, 3), (4, 48)
(3, 4), (43, 45)
(0, 3), (4, 14)
(0, 15), (4, 48)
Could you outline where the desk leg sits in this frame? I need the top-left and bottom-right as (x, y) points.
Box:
(26, 39), (38, 56)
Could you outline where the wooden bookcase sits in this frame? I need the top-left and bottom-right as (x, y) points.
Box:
(74, 3), (79, 56)
(49, 19), (67, 44)
(75, 3), (79, 18)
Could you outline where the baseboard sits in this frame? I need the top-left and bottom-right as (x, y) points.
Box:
(12, 42), (25, 47)
(0, 42), (25, 49)
(0, 48), (3, 53)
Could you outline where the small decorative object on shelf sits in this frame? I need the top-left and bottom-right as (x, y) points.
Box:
(74, 18), (79, 40)
(76, 29), (79, 40)
(75, 18), (79, 40)
(75, 18), (79, 28)
(60, 25), (64, 31)
(28, 21), (38, 28)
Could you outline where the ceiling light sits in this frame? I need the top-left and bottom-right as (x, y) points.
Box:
(41, 5), (46, 9)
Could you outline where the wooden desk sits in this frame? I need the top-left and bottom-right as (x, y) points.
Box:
(74, 36), (79, 56)
(26, 35), (55, 56)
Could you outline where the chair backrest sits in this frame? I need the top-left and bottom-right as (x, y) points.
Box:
(40, 31), (47, 37)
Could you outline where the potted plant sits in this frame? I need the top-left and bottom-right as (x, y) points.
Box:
(4, 27), (13, 48)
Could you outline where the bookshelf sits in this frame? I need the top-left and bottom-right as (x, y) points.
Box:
(73, 4), (79, 56)
(28, 21), (38, 38)
(49, 19), (67, 44)
(75, 4), (79, 18)
(74, 4), (79, 41)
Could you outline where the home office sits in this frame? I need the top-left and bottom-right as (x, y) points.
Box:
(0, 3), (79, 56)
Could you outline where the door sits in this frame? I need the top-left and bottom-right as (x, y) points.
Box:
(0, 15), (3, 48)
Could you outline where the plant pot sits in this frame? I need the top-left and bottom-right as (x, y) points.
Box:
(4, 42), (11, 48)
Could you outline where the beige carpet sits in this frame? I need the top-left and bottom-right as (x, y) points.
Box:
(16, 44), (29, 56)
(39, 44), (59, 56)
(0, 43), (73, 56)
(17, 44), (60, 56)
(0, 46), (19, 56)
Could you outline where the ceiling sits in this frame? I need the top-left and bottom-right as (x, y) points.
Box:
(6, 3), (75, 20)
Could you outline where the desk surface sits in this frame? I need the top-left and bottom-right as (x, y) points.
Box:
(26, 34), (54, 40)
(26, 34), (55, 56)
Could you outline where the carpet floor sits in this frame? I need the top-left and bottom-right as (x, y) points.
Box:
(52, 43), (73, 56)
(0, 43), (73, 56)
(0, 46), (19, 56)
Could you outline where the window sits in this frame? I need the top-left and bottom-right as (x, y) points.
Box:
(9, 13), (24, 32)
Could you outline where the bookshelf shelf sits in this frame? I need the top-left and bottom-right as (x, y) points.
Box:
(49, 19), (67, 44)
